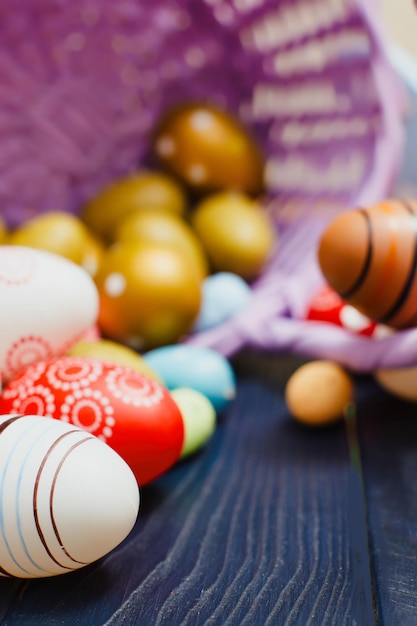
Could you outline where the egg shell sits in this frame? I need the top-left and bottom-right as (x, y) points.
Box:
(285, 360), (353, 427)
(318, 199), (417, 328)
(144, 345), (236, 413)
(171, 388), (217, 458)
(0, 246), (99, 382)
(374, 366), (417, 402)
(0, 413), (139, 578)
(193, 272), (251, 333)
(306, 284), (379, 337)
(0, 356), (184, 485)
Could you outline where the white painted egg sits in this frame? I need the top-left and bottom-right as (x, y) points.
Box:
(0, 245), (99, 382)
(0, 413), (139, 578)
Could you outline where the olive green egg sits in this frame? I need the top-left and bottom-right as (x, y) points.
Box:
(82, 171), (188, 242)
(7, 211), (95, 268)
(191, 191), (277, 280)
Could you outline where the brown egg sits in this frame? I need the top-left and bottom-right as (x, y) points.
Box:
(81, 171), (188, 242)
(115, 210), (209, 280)
(318, 199), (417, 328)
(191, 191), (276, 280)
(7, 211), (93, 266)
(152, 102), (265, 196)
(94, 241), (202, 350)
(285, 360), (353, 427)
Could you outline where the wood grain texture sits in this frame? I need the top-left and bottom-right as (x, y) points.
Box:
(358, 377), (417, 626)
(0, 353), (376, 625)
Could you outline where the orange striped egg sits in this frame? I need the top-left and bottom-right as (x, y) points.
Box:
(318, 199), (417, 328)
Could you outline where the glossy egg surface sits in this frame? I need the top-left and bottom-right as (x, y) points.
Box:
(82, 171), (187, 243)
(94, 241), (202, 350)
(0, 246), (99, 382)
(0, 356), (184, 485)
(144, 345), (236, 413)
(318, 199), (417, 328)
(0, 413), (139, 578)
(152, 102), (264, 196)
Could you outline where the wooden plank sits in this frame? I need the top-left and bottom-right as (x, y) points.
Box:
(0, 353), (376, 625)
(358, 375), (417, 624)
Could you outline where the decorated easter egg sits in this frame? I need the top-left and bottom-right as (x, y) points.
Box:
(193, 272), (251, 332)
(306, 284), (381, 337)
(318, 199), (417, 328)
(285, 360), (353, 427)
(144, 345), (236, 413)
(0, 357), (184, 485)
(171, 388), (217, 459)
(67, 338), (162, 382)
(0, 246), (99, 382)
(0, 413), (139, 578)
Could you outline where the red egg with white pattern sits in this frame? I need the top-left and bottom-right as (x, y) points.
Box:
(0, 356), (184, 486)
(306, 284), (392, 338)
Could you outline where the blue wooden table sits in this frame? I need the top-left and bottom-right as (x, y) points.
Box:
(2, 78), (417, 626)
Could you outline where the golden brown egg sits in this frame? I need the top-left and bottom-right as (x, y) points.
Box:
(81, 171), (188, 242)
(285, 360), (353, 427)
(115, 209), (209, 280)
(7, 211), (93, 267)
(0, 217), (7, 243)
(94, 241), (202, 350)
(191, 191), (276, 280)
(152, 102), (265, 196)
(318, 199), (417, 328)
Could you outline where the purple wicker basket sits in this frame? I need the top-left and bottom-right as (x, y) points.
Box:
(0, 0), (410, 371)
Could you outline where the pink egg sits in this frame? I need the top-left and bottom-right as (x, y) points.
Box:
(0, 356), (184, 486)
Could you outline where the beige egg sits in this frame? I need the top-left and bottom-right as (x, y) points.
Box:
(285, 360), (353, 427)
(374, 366), (417, 402)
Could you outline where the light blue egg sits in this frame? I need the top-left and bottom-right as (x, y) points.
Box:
(193, 272), (251, 333)
(144, 345), (236, 413)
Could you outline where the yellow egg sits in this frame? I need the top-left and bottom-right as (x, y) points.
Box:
(7, 211), (92, 266)
(115, 209), (209, 280)
(94, 241), (202, 350)
(285, 361), (353, 427)
(81, 232), (106, 277)
(0, 217), (8, 243)
(191, 191), (276, 280)
(68, 338), (163, 382)
(82, 171), (188, 242)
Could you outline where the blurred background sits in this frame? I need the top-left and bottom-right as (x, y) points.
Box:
(381, 0), (417, 58)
